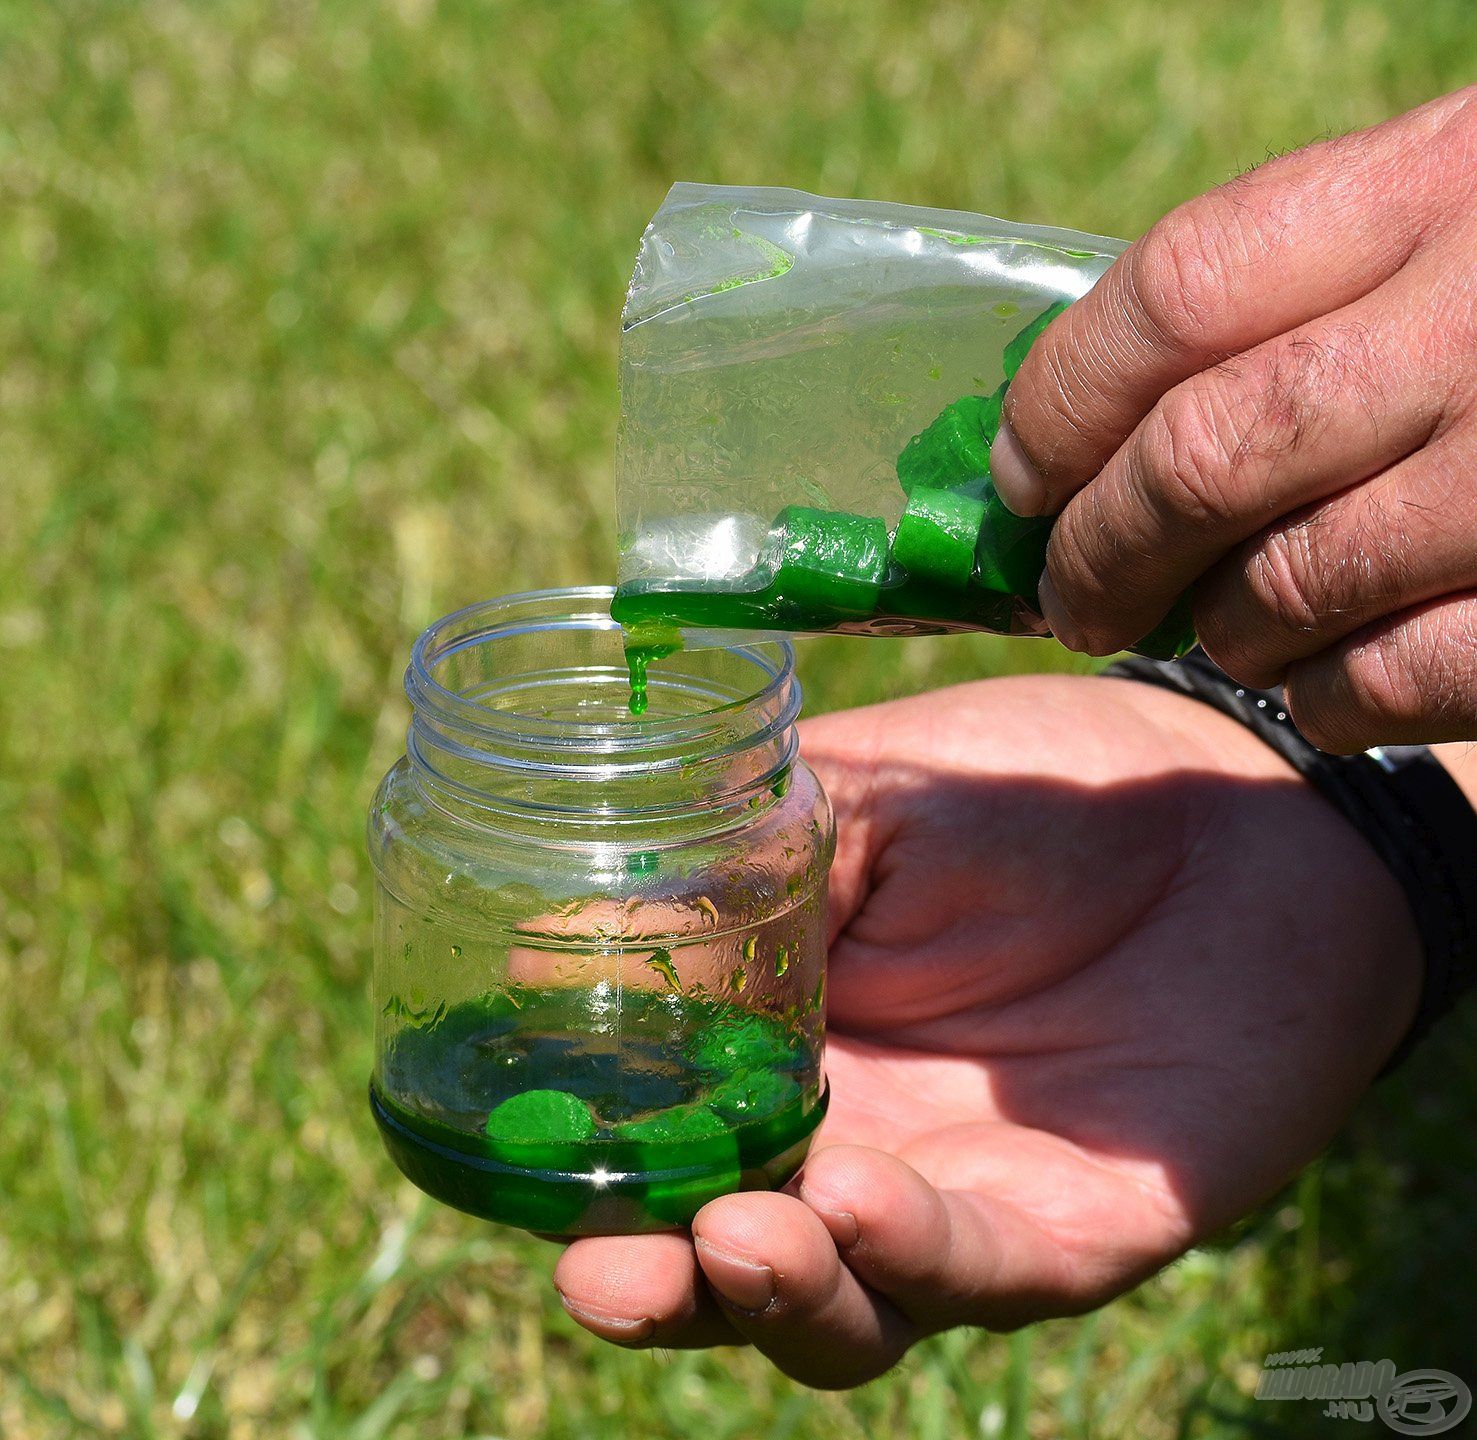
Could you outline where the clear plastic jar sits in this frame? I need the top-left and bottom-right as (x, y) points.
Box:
(367, 588), (833, 1235)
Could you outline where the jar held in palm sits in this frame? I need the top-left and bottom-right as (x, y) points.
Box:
(367, 587), (833, 1236)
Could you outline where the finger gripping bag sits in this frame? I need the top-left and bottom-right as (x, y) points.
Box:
(611, 183), (1195, 660)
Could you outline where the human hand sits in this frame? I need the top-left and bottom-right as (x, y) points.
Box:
(992, 87), (1477, 752)
(551, 675), (1420, 1387)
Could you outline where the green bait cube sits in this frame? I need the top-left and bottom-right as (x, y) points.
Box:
(896, 390), (1004, 495)
(893, 486), (987, 589)
(1002, 300), (1071, 380)
(973, 485), (1053, 603)
(1128, 591), (1198, 660)
(767, 505), (889, 618)
(708, 1068), (800, 1122)
(689, 1008), (794, 1072)
(484, 1089), (597, 1144)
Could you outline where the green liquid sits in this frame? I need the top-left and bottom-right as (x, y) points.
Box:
(611, 576), (1028, 641)
(612, 554), (1193, 659)
(614, 585), (789, 634)
(611, 526), (1193, 659)
(372, 985), (824, 1235)
(622, 638), (679, 715)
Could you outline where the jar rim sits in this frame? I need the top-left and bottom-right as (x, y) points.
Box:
(406, 585), (799, 756)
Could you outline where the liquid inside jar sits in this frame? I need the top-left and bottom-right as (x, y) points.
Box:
(372, 899), (826, 1235)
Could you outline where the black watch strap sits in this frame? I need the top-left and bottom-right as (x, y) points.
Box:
(1104, 648), (1477, 1074)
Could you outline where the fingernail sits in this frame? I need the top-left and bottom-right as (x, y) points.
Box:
(694, 1238), (776, 1311)
(1037, 571), (1087, 653)
(554, 1290), (656, 1344)
(797, 1186), (859, 1248)
(989, 422), (1047, 517)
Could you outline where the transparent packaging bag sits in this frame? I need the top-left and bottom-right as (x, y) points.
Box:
(612, 183), (1193, 659)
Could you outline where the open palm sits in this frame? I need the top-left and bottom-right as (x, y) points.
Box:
(554, 674), (1419, 1387)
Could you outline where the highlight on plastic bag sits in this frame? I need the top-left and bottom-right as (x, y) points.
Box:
(611, 183), (1194, 660)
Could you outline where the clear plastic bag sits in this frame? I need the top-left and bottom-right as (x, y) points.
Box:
(612, 183), (1193, 659)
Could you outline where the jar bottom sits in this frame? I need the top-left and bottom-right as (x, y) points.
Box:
(370, 1080), (827, 1235)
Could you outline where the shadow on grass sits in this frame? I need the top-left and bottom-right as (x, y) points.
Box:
(1174, 992), (1476, 1438)
(1269, 1011), (1472, 1433)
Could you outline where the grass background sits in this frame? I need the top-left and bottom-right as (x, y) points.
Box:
(2, 0), (1475, 1435)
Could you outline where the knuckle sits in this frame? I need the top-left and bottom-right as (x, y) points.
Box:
(1129, 208), (1228, 349)
(1037, 337), (1093, 430)
(1347, 641), (1421, 732)
(1243, 345), (1324, 460)
(1382, 604), (1477, 731)
(1352, 611), (1477, 738)
(1223, 322), (1385, 482)
(1288, 603), (1477, 751)
(1140, 386), (1243, 529)
(1195, 527), (1324, 684)
(1285, 673), (1370, 754)
(1022, 337), (1101, 456)
(1244, 525), (1326, 637)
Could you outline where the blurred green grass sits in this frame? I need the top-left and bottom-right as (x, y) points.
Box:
(1, 0), (1475, 1435)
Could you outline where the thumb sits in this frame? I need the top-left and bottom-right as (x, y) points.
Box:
(797, 1143), (1091, 1332)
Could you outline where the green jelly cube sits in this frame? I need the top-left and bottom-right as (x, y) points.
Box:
(615, 1103), (729, 1143)
(893, 486), (986, 589)
(615, 1099), (742, 1225)
(768, 506), (889, 618)
(1003, 300), (1071, 379)
(689, 1009), (792, 1072)
(973, 484), (1053, 603)
(484, 1089), (597, 1144)
(896, 390), (1004, 495)
(708, 1069), (800, 1123)
(1129, 591), (1198, 660)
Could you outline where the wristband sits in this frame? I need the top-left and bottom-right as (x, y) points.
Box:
(1104, 648), (1477, 1074)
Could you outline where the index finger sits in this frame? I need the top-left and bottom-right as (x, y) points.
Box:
(992, 87), (1477, 518)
